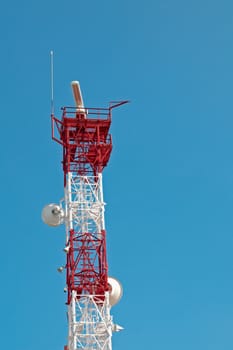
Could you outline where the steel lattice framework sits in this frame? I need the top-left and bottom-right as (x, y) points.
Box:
(51, 101), (128, 350)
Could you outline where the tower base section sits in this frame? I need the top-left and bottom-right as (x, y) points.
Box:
(68, 291), (113, 350)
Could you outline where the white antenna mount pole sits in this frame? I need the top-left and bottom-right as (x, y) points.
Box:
(50, 50), (54, 115)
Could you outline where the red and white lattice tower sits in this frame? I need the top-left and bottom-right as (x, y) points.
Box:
(42, 81), (128, 350)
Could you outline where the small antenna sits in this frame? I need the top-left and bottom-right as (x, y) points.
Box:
(50, 50), (54, 115)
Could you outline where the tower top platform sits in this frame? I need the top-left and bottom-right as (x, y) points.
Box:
(52, 102), (128, 177)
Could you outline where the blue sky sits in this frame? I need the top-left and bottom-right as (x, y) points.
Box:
(1, 0), (233, 349)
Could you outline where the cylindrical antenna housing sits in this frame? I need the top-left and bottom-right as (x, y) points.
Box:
(71, 81), (84, 108)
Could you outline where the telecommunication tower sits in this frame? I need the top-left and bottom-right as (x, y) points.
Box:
(42, 81), (128, 350)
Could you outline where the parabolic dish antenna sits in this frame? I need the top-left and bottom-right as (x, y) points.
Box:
(108, 277), (123, 306)
(42, 203), (64, 227)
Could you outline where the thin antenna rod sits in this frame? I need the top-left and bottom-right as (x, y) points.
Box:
(50, 50), (54, 115)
